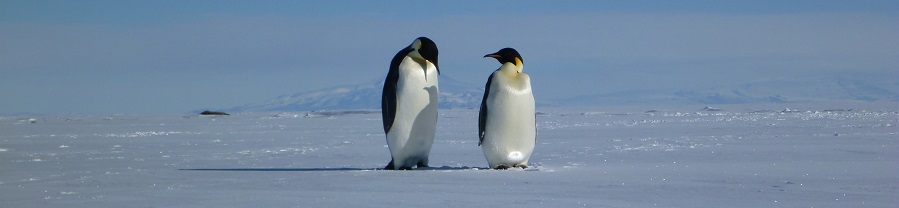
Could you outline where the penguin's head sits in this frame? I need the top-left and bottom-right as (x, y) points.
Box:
(407, 37), (440, 73)
(484, 48), (523, 66)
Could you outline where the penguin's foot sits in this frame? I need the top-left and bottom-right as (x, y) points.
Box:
(384, 160), (395, 170)
(493, 164), (528, 170)
(384, 160), (416, 170)
(416, 161), (429, 168)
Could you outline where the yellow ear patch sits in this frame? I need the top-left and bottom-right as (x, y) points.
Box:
(514, 57), (524, 73)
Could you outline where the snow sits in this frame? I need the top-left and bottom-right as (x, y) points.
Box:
(1, 103), (897, 207)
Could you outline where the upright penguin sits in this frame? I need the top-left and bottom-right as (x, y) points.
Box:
(479, 48), (536, 169)
(382, 37), (440, 170)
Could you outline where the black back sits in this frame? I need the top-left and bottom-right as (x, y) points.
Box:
(381, 46), (413, 133)
(478, 73), (494, 146)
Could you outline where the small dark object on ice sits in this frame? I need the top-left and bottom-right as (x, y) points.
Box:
(200, 111), (230, 116)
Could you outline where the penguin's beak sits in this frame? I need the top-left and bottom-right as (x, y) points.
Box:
(484, 54), (500, 58)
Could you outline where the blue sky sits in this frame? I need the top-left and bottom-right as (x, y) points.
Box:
(1, 1), (897, 114)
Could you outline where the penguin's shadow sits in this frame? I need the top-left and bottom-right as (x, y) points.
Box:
(179, 166), (482, 172)
(179, 167), (376, 172)
(181, 87), (455, 173)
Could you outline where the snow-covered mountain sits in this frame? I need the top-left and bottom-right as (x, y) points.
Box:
(229, 76), (484, 112)
(562, 74), (898, 106)
(677, 75), (898, 103)
(229, 73), (896, 112)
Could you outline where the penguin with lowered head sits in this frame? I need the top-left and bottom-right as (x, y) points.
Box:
(381, 37), (440, 170)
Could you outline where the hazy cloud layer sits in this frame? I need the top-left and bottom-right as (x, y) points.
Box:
(1, 2), (896, 114)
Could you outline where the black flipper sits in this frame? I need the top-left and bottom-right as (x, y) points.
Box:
(478, 73), (495, 146)
(383, 46), (414, 170)
(382, 47), (413, 133)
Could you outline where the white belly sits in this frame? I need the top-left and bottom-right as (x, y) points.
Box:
(386, 57), (439, 168)
(481, 72), (536, 168)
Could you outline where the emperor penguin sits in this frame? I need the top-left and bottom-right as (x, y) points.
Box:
(479, 48), (536, 169)
(382, 37), (440, 170)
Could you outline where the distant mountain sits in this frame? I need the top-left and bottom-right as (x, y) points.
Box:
(229, 76), (484, 112)
(679, 75), (898, 103)
(229, 73), (897, 112)
(562, 74), (899, 106)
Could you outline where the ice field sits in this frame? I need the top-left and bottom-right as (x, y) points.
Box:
(1, 103), (897, 207)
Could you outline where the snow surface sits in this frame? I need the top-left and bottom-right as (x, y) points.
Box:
(2, 103), (897, 207)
